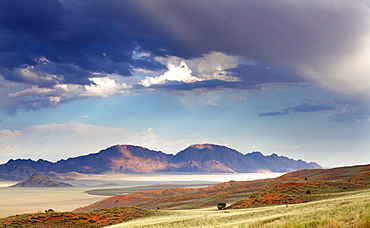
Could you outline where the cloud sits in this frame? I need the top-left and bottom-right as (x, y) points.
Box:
(275, 145), (301, 150)
(139, 52), (243, 88)
(1, 0), (370, 110)
(299, 33), (370, 97)
(84, 76), (130, 98)
(259, 111), (288, 117)
(259, 101), (340, 117)
(6, 75), (130, 109)
(259, 100), (370, 122)
(140, 61), (202, 87)
(0, 122), (189, 163)
(157, 52), (244, 82)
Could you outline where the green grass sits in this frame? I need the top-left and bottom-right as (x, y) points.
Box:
(107, 189), (370, 228)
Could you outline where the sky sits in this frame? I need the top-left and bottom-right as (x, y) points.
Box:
(0, 0), (370, 168)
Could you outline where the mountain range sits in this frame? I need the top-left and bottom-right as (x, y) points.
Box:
(0, 144), (321, 181)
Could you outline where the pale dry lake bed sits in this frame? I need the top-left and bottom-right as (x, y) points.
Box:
(0, 172), (282, 218)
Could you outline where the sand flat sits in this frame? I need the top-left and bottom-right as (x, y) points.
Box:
(0, 172), (283, 218)
(0, 187), (106, 218)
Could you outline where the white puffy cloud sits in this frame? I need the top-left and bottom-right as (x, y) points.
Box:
(185, 52), (245, 81)
(140, 52), (244, 87)
(84, 77), (130, 98)
(140, 61), (201, 87)
(6, 75), (131, 109)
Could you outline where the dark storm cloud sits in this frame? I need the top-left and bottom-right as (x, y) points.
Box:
(134, 79), (246, 92)
(135, 63), (305, 92)
(0, 0), (166, 86)
(0, 0), (369, 94)
(228, 64), (304, 85)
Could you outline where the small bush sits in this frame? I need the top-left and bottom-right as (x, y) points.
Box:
(30, 219), (38, 223)
(60, 217), (70, 222)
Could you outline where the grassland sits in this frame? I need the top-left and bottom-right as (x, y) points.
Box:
(0, 173), (279, 218)
(1, 168), (370, 227)
(107, 189), (370, 228)
(1, 189), (369, 227)
(0, 207), (152, 228)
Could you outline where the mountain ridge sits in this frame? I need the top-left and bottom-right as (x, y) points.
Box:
(0, 144), (321, 181)
(11, 173), (74, 188)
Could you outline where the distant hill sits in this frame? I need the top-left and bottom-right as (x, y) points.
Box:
(11, 173), (74, 188)
(0, 144), (321, 181)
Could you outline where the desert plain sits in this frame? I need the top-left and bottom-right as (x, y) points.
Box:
(0, 172), (281, 218)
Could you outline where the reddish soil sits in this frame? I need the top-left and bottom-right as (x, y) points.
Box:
(228, 179), (369, 209)
(0, 207), (152, 228)
(76, 165), (370, 212)
(76, 179), (272, 211)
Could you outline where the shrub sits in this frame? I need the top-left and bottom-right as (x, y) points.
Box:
(60, 217), (70, 222)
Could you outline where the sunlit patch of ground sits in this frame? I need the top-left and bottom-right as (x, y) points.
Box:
(0, 187), (107, 218)
(0, 173), (282, 218)
(0, 181), (17, 187)
(107, 189), (370, 228)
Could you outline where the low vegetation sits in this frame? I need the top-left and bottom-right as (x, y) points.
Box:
(2, 189), (370, 227)
(108, 189), (370, 228)
(229, 179), (367, 209)
(77, 165), (370, 211)
(0, 207), (153, 228)
(2, 165), (370, 227)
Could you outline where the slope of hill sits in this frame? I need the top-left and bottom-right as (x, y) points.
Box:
(93, 190), (370, 228)
(11, 173), (74, 188)
(0, 144), (321, 181)
(3, 191), (370, 228)
(75, 164), (370, 212)
(228, 180), (367, 209)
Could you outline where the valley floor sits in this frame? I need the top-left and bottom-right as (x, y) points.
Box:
(108, 189), (370, 228)
(0, 172), (281, 218)
(0, 187), (106, 218)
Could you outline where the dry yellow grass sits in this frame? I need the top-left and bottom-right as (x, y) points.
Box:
(108, 189), (370, 228)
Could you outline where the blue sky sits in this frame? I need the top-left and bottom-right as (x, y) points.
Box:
(0, 0), (370, 168)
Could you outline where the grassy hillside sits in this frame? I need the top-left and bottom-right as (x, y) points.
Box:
(275, 164), (370, 181)
(107, 189), (370, 228)
(2, 189), (369, 227)
(229, 179), (367, 209)
(77, 164), (370, 211)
